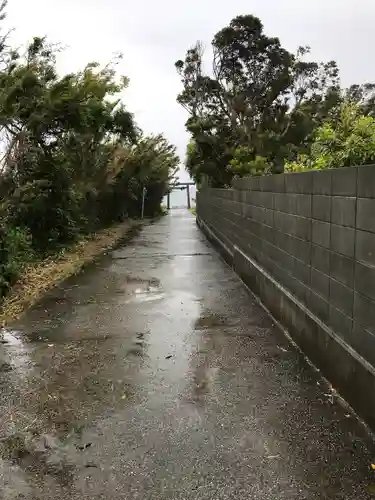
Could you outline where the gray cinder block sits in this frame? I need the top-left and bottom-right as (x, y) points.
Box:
(357, 164), (375, 198)
(285, 171), (313, 194)
(331, 225), (355, 257)
(311, 244), (330, 275)
(330, 252), (354, 288)
(332, 197), (356, 228)
(329, 278), (354, 317)
(356, 229), (375, 267)
(312, 220), (331, 249)
(355, 261), (375, 302)
(356, 198), (375, 233)
(331, 167), (358, 197)
(313, 170), (332, 195)
(312, 195), (331, 222)
(353, 292), (375, 332)
(311, 268), (330, 299)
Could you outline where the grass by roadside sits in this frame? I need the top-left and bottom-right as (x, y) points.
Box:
(189, 207), (196, 215)
(0, 221), (138, 327)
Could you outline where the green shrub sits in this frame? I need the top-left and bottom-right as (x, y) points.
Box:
(0, 224), (34, 298)
(285, 103), (375, 172)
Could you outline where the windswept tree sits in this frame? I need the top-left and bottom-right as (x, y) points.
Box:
(103, 134), (179, 220)
(0, 0), (179, 297)
(176, 15), (341, 185)
(0, 37), (138, 250)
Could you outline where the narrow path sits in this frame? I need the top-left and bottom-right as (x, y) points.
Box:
(0, 210), (374, 499)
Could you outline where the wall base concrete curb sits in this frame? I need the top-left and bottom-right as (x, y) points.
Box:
(198, 214), (375, 431)
(196, 216), (234, 263)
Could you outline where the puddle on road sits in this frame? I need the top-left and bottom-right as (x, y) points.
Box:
(0, 432), (76, 491)
(122, 275), (164, 304)
(1, 329), (23, 347)
(0, 328), (32, 375)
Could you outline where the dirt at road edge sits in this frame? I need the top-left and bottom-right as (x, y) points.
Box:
(0, 221), (139, 326)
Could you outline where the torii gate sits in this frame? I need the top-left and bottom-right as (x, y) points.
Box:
(167, 182), (195, 210)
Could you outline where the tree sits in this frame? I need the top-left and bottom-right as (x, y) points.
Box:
(104, 134), (179, 220)
(344, 83), (375, 117)
(0, 38), (139, 250)
(176, 15), (341, 185)
(0, 1), (179, 297)
(286, 102), (375, 171)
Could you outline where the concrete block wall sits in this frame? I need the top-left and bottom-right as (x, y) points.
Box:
(197, 165), (375, 372)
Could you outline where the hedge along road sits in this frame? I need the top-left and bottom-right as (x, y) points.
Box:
(0, 210), (374, 499)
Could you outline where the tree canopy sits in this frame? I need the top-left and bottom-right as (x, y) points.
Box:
(176, 14), (374, 186)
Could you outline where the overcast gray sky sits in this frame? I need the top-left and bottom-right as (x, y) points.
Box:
(5, 0), (375, 180)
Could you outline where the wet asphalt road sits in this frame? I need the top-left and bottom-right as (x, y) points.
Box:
(1, 210), (375, 499)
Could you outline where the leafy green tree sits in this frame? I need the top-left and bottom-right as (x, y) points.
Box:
(176, 15), (341, 185)
(286, 102), (375, 171)
(105, 134), (179, 219)
(228, 149), (271, 177)
(0, 39), (138, 250)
